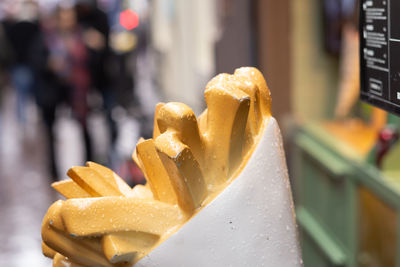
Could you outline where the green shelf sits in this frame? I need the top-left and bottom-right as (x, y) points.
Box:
(292, 123), (400, 267)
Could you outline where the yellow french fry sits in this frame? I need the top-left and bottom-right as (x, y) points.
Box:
(234, 67), (271, 117)
(52, 179), (91, 199)
(61, 197), (185, 237)
(132, 137), (145, 170)
(42, 241), (56, 259)
(129, 184), (153, 199)
(44, 227), (112, 267)
(42, 202), (110, 267)
(203, 84), (250, 185)
(136, 139), (177, 204)
(67, 167), (123, 197)
(53, 253), (90, 267)
(157, 103), (205, 172)
(197, 109), (208, 134)
(153, 103), (165, 139)
(102, 231), (159, 264)
(155, 132), (207, 214)
(86, 162), (132, 197)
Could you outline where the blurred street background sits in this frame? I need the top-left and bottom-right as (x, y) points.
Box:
(3, 0), (397, 267)
(0, 0), (235, 265)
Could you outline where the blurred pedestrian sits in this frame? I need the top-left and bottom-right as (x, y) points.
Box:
(41, 5), (92, 177)
(29, 16), (62, 179)
(76, 0), (118, 149)
(76, 0), (110, 96)
(3, 0), (40, 126)
(0, 22), (15, 135)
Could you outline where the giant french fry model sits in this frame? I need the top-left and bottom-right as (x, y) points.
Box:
(41, 67), (302, 267)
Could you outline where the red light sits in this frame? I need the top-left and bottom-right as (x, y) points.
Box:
(120, 9), (139, 30)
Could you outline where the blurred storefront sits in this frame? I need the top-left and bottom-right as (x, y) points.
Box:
(286, 1), (400, 267)
(150, 0), (217, 114)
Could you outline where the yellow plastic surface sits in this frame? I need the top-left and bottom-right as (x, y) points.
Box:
(52, 179), (91, 199)
(136, 139), (177, 204)
(41, 67), (272, 266)
(102, 232), (159, 264)
(67, 167), (123, 197)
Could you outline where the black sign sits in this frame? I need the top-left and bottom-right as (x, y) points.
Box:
(360, 0), (400, 115)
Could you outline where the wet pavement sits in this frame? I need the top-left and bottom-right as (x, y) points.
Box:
(0, 51), (160, 266)
(0, 90), (145, 266)
(0, 88), (54, 266)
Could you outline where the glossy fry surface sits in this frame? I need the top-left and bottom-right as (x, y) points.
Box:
(41, 67), (272, 266)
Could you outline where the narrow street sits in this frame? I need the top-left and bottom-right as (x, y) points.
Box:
(0, 88), (54, 266)
(0, 87), (147, 266)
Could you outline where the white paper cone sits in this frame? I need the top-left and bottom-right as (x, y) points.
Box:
(136, 117), (302, 267)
